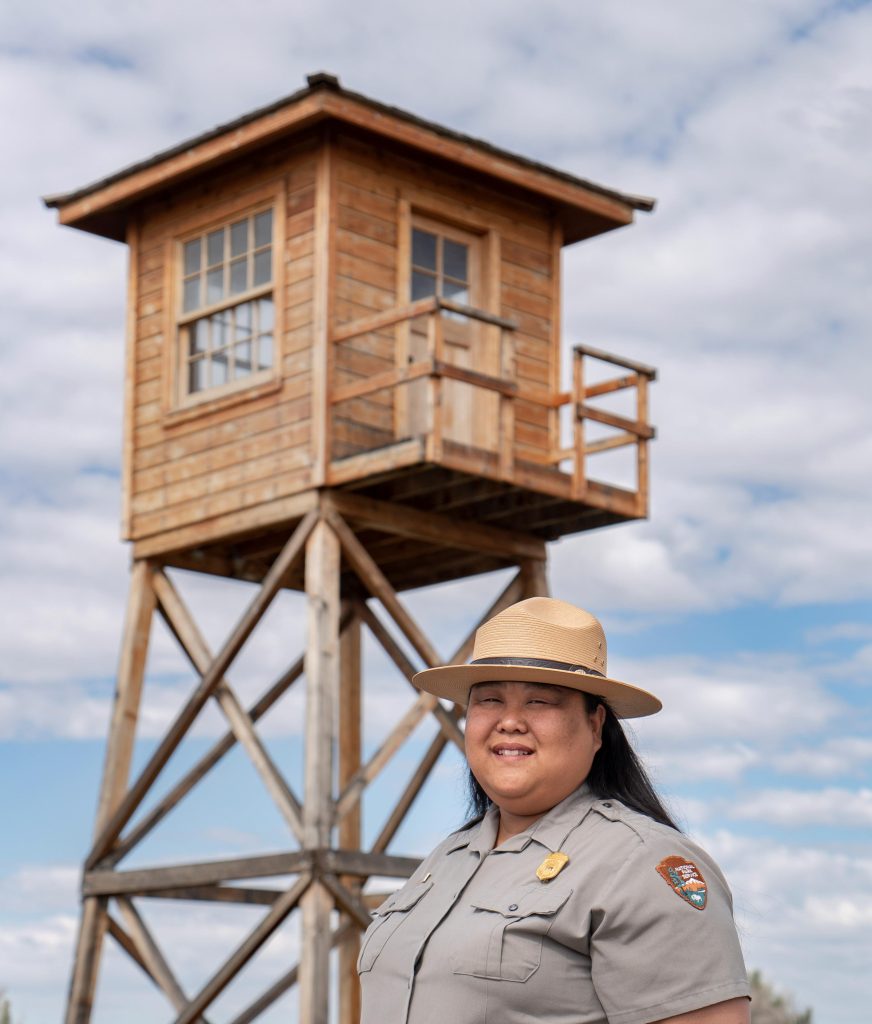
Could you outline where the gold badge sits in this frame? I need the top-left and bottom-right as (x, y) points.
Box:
(536, 852), (569, 881)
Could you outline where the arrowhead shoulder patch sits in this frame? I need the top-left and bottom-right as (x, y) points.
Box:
(656, 855), (707, 910)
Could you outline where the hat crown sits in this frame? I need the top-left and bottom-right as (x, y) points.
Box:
(473, 597), (608, 674)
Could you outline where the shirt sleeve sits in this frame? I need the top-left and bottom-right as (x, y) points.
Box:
(589, 827), (750, 1024)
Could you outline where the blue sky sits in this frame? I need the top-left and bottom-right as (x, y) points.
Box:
(2, 1), (872, 1021)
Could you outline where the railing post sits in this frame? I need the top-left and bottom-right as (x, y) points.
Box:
(499, 326), (515, 477)
(636, 374), (650, 516)
(426, 309), (444, 463)
(572, 349), (587, 500)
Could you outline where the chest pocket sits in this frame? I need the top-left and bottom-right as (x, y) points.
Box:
(356, 879), (433, 974)
(452, 886), (572, 983)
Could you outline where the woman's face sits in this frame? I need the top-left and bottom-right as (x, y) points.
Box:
(465, 681), (605, 821)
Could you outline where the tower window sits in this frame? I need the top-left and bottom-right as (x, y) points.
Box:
(178, 207), (274, 397)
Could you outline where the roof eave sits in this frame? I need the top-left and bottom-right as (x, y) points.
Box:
(43, 77), (655, 244)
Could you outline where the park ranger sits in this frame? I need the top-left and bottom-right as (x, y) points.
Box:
(357, 598), (751, 1024)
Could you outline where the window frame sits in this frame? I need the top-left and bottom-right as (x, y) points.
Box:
(163, 181), (286, 420)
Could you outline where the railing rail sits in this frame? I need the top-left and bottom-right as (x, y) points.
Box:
(329, 305), (655, 513)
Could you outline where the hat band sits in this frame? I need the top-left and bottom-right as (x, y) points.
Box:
(470, 656), (605, 678)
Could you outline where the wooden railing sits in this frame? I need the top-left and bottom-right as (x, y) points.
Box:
(330, 299), (656, 510)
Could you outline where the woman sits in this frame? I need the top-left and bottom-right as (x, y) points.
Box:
(357, 597), (750, 1024)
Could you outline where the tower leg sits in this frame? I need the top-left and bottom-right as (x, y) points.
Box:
(299, 520), (341, 1024)
(338, 607), (363, 1024)
(521, 557), (550, 597)
(65, 560), (156, 1024)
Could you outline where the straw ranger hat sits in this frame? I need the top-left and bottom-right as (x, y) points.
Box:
(413, 597), (661, 719)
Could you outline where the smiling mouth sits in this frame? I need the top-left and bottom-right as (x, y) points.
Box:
(492, 747), (534, 757)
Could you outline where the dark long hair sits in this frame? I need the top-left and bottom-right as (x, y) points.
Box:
(465, 691), (680, 831)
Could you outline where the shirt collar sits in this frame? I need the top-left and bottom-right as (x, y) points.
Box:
(443, 785), (598, 856)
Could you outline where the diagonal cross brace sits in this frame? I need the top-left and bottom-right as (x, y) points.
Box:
(152, 569), (304, 842)
(86, 509), (318, 869)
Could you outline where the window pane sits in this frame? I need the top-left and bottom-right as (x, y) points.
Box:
(188, 320), (207, 354)
(235, 340), (252, 377)
(258, 296), (274, 331)
(230, 258), (248, 295)
(189, 358), (207, 393)
(183, 239), (201, 276)
(412, 229), (437, 270)
(206, 267), (224, 304)
(442, 279), (468, 304)
(253, 248), (272, 286)
(183, 277), (200, 313)
(254, 209), (273, 249)
(212, 351), (229, 386)
(230, 219), (248, 257)
(258, 333), (273, 370)
(207, 229), (224, 267)
(443, 240), (468, 282)
(236, 300), (253, 336)
(210, 311), (230, 349)
(411, 270), (436, 301)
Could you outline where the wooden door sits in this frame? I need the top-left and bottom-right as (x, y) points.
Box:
(402, 217), (498, 451)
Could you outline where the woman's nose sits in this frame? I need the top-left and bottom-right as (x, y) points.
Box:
(496, 706), (528, 732)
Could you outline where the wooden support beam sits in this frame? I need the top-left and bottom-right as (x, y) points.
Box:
(106, 913), (154, 981)
(85, 850), (419, 898)
(174, 874), (313, 1024)
(354, 596), (464, 752)
(320, 873), (373, 931)
(300, 519), (341, 1024)
(338, 610), (362, 1024)
(152, 569), (304, 842)
(329, 512), (441, 666)
(431, 359), (517, 397)
(325, 490), (545, 563)
(576, 402), (655, 439)
(371, 729), (447, 854)
(335, 690), (437, 820)
(64, 897), (108, 1024)
(95, 560), (157, 834)
(105, 654), (305, 866)
(331, 359), (431, 404)
(137, 886), (283, 906)
(584, 373), (640, 398)
(573, 343), (657, 379)
(572, 350), (587, 501)
(87, 510), (318, 868)
(86, 853), (313, 896)
(636, 374), (651, 517)
(67, 562), (157, 1024)
(116, 898), (209, 1023)
(520, 559), (550, 598)
(226, 922), (356, 1024)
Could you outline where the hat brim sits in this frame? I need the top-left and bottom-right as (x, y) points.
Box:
(413, 663), (661, 719)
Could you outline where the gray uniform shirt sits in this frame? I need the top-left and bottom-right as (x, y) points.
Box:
(358, 786), (749, 1024)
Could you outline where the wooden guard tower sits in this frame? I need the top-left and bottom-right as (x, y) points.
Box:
(46, 72), (657, 1024)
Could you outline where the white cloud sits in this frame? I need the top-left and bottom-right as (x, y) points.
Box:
(773, 736), (872, 778)
(732, 786), (872, 826)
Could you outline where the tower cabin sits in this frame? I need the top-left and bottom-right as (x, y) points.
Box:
(46, 72), (656, 594)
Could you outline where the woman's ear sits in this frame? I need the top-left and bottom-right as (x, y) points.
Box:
(591, 703), (606, 748)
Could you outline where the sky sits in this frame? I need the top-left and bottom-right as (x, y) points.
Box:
(1, 0), (871, 1021)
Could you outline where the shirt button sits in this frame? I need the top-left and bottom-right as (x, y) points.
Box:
(508, 903), (518, 911)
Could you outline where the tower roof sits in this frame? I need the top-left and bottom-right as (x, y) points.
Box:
(43, 72), (654, 244)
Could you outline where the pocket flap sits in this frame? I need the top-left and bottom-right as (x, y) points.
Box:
(470, 886), (572, 918)
(375, 879), (433, 916)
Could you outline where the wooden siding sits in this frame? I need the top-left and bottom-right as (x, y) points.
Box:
(330, 132), (558, 463)
(126, 141), (318, 546)
(124, 127), (563, 550)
